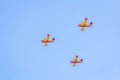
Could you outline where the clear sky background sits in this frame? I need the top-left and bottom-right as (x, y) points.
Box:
(0, 0), (120, 80)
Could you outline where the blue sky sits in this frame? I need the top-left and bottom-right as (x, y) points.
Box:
(0, 0), (120, 80)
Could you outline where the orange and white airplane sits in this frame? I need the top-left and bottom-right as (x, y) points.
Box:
(78, 18), (93, 31)
(70, 55), (83, 66)
(41, 34), (55, 46)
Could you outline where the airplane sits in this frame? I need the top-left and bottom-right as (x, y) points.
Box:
(70, 55), (83, 66)
(78, 18), (93, 31)
(41, 34), (55, 46)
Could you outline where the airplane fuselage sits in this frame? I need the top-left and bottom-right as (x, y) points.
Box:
(79, 24), (86, 27)
(72, 57), (78, 63)
(41, 40), (49, 43)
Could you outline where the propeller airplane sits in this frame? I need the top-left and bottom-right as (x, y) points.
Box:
(41, 34), (55, 46)
(78, 18), (93, 31)
(70, 55), (83, 66)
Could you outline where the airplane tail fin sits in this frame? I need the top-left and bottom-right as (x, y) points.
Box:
(86, 22), (93, 27)
(89, 22), (93, 27)
(81, 27), (85, 31)
(52, 38), (55, 42)
(80, 59), (83, 63)
(52, 38), (55, 40)
(81, 29), (84, 31)
(48, 38), (55, 42)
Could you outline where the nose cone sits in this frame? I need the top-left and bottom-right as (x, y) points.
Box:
(78, 24), (82, 27)
(41, 40), (44, 42)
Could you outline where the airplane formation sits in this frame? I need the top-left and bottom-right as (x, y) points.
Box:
(41, 18), (93, 66)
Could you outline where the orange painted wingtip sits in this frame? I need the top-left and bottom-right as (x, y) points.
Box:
(44, 44), (48, 46)
(47, 34), (50, 36)
(85, 18), (88, 20)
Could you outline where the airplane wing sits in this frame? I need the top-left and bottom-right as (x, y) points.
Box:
(45, 35), (50, 41)
(77, 59), (83, 63)
(70, 61), (76, 66)
(81, 18), (88, 25)
(81, 27), (85, 31)
(73, 63), (76, 66)
(44, 43), (48, 46)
